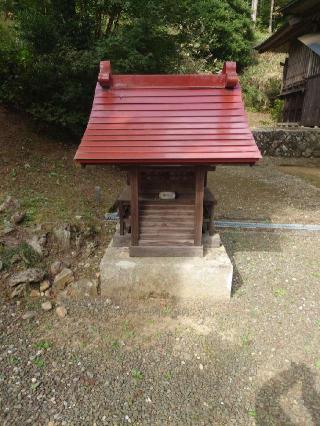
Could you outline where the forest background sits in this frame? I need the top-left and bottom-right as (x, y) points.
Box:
(0, 0), (288, 137)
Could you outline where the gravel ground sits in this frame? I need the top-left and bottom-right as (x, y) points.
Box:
(1, 108), (320, 424)
(1, 230), (320, 425)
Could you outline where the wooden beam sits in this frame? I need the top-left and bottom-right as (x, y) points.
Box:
(194, 168), (205, 246)
(130, 168), (139, 246)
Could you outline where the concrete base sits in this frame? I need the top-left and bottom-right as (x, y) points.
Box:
(100, 233), (233, 302)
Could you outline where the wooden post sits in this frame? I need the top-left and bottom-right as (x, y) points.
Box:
(130, 168), (139, 246)
(194, 168), (205, 246)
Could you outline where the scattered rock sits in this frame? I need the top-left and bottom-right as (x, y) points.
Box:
(26, 235), (45, 257)
(29, 289), (41, 298)
(0, 196), (20, 213)
(53, 268), (74, 291)
(50, 260), (64, 276)
(56, 306), (67, 318)
(2, 219), (14, 235)
(40, 280), (51, 292)
(9, 268), (46, 288)
(66, 279), (98, 299)
(41, 301), (53, 311)
(10, 283), (26, 298)
(53, 224), (71, 250)
(22, 311), (36, 320)
(10, 211), (26, 225)
(44, 288), (53, 298)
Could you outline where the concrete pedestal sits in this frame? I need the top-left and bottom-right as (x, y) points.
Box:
(100, 233), (233, 302)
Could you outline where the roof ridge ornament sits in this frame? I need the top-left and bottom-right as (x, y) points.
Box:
(98, 61), (112, 88)
(222, 62), (239, 89)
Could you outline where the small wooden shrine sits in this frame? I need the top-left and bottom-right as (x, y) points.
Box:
(75, 61), (261, 257)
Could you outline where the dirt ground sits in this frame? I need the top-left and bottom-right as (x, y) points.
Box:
(1, 107), (320, 425)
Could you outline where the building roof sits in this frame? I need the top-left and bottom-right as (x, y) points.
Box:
(256, 0), (320, 53)
(281, 0), (320, 15)
(74, 61), (261, 165)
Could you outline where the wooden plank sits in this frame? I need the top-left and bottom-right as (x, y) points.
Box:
(86, 123), (249, 130)
(84, 129), (252, 136)
(77, 146), (258, 154)
(194, 168), (205, 246)
(110, 74), (226, 88)
(89, 103), (243, 111)
(81, 141), (255, 149)
(83, 135), (254, 142)
(93, 95), (242, 104)
(87, 110), (245, 118)
(129, 245), (203, 257)
(130, 168), (139, 246)
(95, 88), (241, 97)
(75, 152), (261, 161)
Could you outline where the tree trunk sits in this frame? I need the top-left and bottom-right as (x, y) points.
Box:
(251, 0), (258, 23)
(268, 0), (275, 33)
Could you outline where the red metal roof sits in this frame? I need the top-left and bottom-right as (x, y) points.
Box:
(74, 61), (261, 165)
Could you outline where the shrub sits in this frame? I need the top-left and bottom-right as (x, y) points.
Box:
(241, 51), (284, 112)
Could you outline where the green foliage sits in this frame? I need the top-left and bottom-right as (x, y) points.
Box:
(270, 99), (284, 122)
(32, 356), (45, 368)
(131, 368), (144, 380)
(0, 241), (41, 270)
(34, 341), (50, 350)
(0, 1), (255, 136)
(241, 50), (284, 114)
(180, 0), (254, 71)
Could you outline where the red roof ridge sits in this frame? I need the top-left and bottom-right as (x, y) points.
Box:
(98, 60), (239, 90)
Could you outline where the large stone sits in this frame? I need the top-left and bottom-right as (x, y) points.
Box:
(40, 280), (51, 292)
(41, 301), (53, 311)
(53, 224), (71, 250)
(53, 268), (74, 291)
(64, 279), (98, 299)
(10, 211), (26, 225)
(50, 260), (64, 276)
(8, 268), (46, 287)
(56, 306), (67, 318)
(0, 196), (20, 213)
(100, 237), (233, 302)
(10, 283), (26, 298)
(26, 235), (46, 257)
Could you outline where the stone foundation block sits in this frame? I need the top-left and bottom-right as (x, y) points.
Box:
(100, 236), (233, 302)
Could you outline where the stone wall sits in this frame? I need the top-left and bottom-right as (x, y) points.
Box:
(252, 128), (320, 158)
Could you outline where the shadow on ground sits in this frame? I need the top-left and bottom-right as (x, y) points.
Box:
(255, 362), (320, 425)
(220, 229), (282, 295)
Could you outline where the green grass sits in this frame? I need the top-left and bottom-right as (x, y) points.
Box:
(111, 340), (120, 350)
(34, 341), (50, 350)
(164, 371), (173, 381)
(241, 334), (252, 348)
(131, 368), (144, 380)
(0, 241), (41, 270)
(9, 356), (20, 365)
(32, 357), (45, 368)
(273, 288), (287, 297)
(248, 409), (257, 418)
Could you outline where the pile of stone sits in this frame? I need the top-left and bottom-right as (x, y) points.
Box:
(1, 195), (99, 314)
(8, 260), (98, 299)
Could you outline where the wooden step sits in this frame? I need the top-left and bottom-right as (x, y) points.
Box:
(138, 200), (196, 248)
